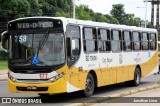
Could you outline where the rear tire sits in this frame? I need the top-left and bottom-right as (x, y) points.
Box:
(82, 73), (95, 97)
(125, 67), (141, 86)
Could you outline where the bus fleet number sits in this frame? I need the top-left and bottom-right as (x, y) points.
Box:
(39, 73), (48, 79)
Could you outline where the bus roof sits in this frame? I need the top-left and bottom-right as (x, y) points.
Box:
(9, 16), (157, 33)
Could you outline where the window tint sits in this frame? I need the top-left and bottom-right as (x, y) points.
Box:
(98, 29), (111, 51)
(133, 32), (141, 50)
(141, 32), (149, 50)
(66, 26), (80, 38)
(123, 31), (132, 51)
(111, 30), (122, 52)
(83, 27), (97, 52)
(150, 33), (156, 50)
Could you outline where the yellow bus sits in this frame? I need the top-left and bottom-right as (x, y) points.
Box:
(1, 17), (158, 97)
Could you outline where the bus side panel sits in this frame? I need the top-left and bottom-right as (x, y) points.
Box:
(78, 71), (88, 89)
(116, 66), (129, 83)
(128, 66), (135, 81)
(109, 68), (117, 84)
(101, 68), (110, 86)
(141, 51), (158, 77)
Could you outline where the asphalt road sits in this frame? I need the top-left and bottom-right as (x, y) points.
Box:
(0, 74), (160, 106)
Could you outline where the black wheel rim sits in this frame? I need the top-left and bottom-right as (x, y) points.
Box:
(86, 77), (93, 92)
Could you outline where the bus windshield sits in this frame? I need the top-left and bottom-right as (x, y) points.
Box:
(11, 32), (65, 66)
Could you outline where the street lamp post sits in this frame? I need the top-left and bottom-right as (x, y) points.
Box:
(137, 2), (148, 28)
(73, 0), (76, 19)
(145, 1), (148, 28)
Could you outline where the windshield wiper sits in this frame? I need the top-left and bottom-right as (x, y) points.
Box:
(36, 31), (49, 56)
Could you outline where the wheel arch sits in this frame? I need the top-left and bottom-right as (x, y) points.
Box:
(88, 70), (98, 88)
(136, 65), (142, 78)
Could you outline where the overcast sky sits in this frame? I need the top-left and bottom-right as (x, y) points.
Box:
(76, 0), (152, 21)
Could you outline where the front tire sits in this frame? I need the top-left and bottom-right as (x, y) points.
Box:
(83, 73), (95, 97)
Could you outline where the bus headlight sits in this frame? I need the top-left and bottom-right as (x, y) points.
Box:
(8, 74), (17, 82)
(50, 72), (65, 82)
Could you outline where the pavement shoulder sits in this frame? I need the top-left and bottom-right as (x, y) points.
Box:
(65, 84), (160, 106)
(92, 87), (160, 106)
(0, 70), (8, 75)
(0, 70), (8, 81)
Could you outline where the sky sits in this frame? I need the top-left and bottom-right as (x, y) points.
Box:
(76, 0), (152, 22)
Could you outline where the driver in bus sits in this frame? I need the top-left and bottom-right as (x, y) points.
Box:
(43, 41), (61, 65)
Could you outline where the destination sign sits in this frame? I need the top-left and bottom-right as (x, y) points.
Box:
(17, 21), (54, 29)
(8, 19), (63, 31)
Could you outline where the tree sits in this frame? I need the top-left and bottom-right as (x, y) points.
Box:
(105, 14), (119, 24)
(76, 5), (92, 20)
(110, 4), (141, 26)
(39, 1), (56, 16)
(27, 0), (42, 16)
(123, 14), (141, 26)
(92, 13), (109, 23)
(0, 0), (30, 21)
(110, 4), (126, 24)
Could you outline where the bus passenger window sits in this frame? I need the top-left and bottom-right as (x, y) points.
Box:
(111, 30), (122, 52)
(123, 31), (132, 51)
(98, 29), (111, 51)
(133, 32), (141, 51)
(83, 27), (97, 52)
(150, 33), (156, 50)
(141, 32), (149, 50)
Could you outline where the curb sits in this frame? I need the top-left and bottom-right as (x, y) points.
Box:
(65, 84), (160, 106)
(0, 73), (8, 75)
(0, 72), (8, 81)
(0, 79), (7, 81)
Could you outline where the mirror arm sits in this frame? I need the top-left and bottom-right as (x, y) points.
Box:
(1, 31), (10, 53)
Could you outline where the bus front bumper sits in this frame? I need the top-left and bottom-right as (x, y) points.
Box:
(8, 78), (67, 94)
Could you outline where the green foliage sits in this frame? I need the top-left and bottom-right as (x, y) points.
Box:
(1, 1), (143, 26)
(0, 0), (30, 21)
(110, 4), (125, 24)
(124, 14), (141, 26)
(105, 14), (119, 24)
(0, 51), (7, 60)
(110, 4), (141, 26)
(76, 5), (109, 23)
(27, 0), (42, 16)
(0, 60), (8, 70)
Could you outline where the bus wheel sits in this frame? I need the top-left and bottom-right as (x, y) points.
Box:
(126, 67), (141, 86)
(83, 73), (95, 97)
(38, 93), (49, 97)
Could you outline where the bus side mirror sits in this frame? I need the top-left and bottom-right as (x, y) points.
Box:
(1, 31), (9, 53)
(67, 37), (72, 57)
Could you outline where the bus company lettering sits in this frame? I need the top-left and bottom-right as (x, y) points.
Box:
(86, 55), (97, 61)
(102, 58), (113, 63)
(134, 53), (141, 63)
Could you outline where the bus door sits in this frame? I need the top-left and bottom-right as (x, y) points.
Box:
(66, 25), (81, 91)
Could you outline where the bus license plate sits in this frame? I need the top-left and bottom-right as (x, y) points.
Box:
(27, 86), (37, 90)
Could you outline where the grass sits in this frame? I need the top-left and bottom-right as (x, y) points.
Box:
(0, 60), (8, 70)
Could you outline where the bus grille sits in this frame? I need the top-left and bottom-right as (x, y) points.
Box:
(16, 87), (48, 91)
(16, 79), (49, 83)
